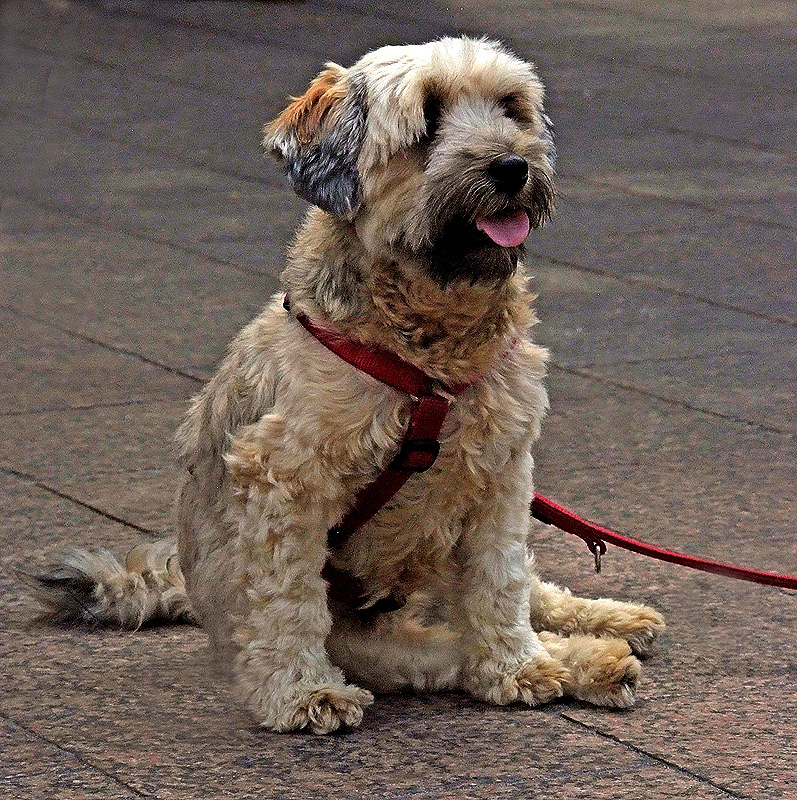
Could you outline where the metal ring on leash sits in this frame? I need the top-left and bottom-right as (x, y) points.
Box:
(587, 539), (607, 574)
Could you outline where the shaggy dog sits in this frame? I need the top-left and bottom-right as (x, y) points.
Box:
(27, 37), (664, 734)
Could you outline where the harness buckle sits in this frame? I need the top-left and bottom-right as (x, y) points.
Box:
(390, 439), (441, 472)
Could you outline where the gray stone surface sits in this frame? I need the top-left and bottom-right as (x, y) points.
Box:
(530, 180), (797, 323)
(0, 309), (197, 415)
(1, 1), (794, 798)
(1, 719), (140, 800)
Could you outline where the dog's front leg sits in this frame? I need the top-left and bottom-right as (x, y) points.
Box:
(227, 426), (374, 734)
(457, 452), (569, 706)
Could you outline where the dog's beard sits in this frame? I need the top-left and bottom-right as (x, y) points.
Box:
(413, 170), (554, 285)
(425, 219), (523, 285)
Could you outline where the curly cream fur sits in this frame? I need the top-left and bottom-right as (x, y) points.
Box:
(25, 37), (664, 733)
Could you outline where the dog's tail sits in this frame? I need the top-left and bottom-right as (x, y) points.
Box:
(19, 538), (194, 629)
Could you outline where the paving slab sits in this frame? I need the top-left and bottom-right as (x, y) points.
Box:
(534, 371), (796, 565)
(554, 0), (795, 30)
(530, 180), (797, 324)
(1, 358), (794, 571)
(2, 472), (791, 800)
(0, 1), (420, 96)
(0, 471), (158, 564)
(0, 401), (184, 483)
(561, 677), (797, 800)
(4, 13), (794, 213)
(0, 197), (275, 379)
(0, 718), (140, 800)
(8, 0), (795, 100)
(550, 131), (796, 230)
(4, 192), (793, 433)
(0, 105), (301, 273)
(531, 262), (797, 431)
(0, 623), (735, 800)
(0, 309), (196, 415)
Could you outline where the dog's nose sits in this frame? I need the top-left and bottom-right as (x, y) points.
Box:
(488, 155), (529, 195)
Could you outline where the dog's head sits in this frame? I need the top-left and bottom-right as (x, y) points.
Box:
(265, 37), (555, 283)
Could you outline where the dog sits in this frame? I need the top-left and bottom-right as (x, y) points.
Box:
(26, 37), (665, 734)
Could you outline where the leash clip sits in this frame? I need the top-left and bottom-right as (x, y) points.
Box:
(588, 539), (607, 574)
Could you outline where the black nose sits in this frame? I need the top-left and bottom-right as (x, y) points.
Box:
(488, 155), (529, 195)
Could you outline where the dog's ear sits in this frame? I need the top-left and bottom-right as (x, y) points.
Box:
(264, 64), (366, 219)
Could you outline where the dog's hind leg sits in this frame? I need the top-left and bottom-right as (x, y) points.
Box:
(528, 570), (665, 657)
(20, 538), (194, 629)
(327, 606), (461, 693)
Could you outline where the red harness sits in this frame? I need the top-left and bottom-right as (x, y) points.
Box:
(287, 297), (797, 604)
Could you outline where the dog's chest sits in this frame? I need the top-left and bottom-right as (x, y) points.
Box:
(340, 364), (547, 595)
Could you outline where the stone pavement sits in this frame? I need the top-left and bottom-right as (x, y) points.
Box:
(1, 1), (795, 798)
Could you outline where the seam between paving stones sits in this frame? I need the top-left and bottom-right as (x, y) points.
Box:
(5, 275), (795, 441)
(0, 99), (288, 201)
(559, 172), (796, 235)
(320, 0), (797, 92)
(538, 0), (796, 48)
(0, 180), (271, 279)
(663, 125), (797, 157)
(0, 482), (789, 796)
(4, 133), (793, 334)
(0, 466), (163, 540)
(12, 2), (797, 102)
(0, 398), (189, 419)
(548, 363), (796, 436)
(557, 712), (753, 799)
(13, 86), (793, 241)
(1, 301), (205, 386)
(5, 87), (794, 240)
(526, 248), (797, 328)
(13, 38), (291, 99)
(0, 709), (155, 799)
(601, 224), (721, 240)
(8, 159), (791, 335)
(9, 30), (797, 180)
(572, 349), (763, 370)
(321, 0), (797, 67)
(600, 54), (797, 99)
(7, 35), (299, 102)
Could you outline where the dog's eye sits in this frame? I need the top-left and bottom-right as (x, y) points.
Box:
(498, 92), (527, 122)
(422, 94), (442, 141)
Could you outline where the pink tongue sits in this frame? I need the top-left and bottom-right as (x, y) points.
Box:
(476, 209), (530, 247)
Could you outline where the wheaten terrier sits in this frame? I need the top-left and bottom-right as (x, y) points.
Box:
(27, 37), (664, 734)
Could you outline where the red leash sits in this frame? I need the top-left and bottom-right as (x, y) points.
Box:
(530, 494), (797, 591)
(288, 297), (797, 597)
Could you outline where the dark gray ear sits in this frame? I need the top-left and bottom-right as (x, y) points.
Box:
(263, 64), (367, 219)
(539, 111), (556, 169)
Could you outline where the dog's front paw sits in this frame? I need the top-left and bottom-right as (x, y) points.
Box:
(540, 633), (641, 708)
(466, 653), (569, 707)
(254, 683), (374, 734)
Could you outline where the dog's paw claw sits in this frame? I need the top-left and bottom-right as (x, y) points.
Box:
(621, 607), (666, 657)
(514, 656), (569, 706)
(269, 684), (374, 735)
(572, 641), (642, 708)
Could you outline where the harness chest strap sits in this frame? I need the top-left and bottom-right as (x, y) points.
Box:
(287, 297), (468, 611)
